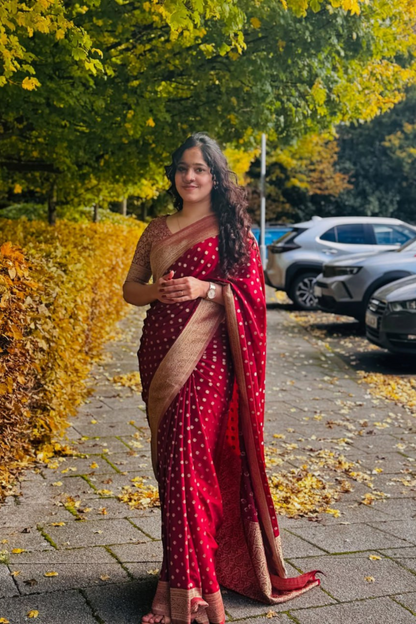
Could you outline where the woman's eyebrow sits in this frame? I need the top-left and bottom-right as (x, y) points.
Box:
(178, 161), (207, 167)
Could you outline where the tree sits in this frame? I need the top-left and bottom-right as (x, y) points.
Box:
(1, 0), (416, 219)
(329, 88), (416, 223)
(247, 133), (352, 223)
(0, 0), (103, 88)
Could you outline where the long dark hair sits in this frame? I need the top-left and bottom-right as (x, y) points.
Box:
(165, 133), (252, 277)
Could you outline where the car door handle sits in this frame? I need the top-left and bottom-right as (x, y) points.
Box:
(323, 249), (338, 254)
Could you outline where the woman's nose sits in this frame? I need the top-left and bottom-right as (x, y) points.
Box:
(184, 169), (195, 181)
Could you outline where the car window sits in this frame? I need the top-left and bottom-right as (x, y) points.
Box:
(373, 224), (416, 245)
(335, 224), (369, 244)
(320, 227), (337, 242)
(398, 237), (416, 252)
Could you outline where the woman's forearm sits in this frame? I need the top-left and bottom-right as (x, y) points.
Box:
(123, 281), (158, 307)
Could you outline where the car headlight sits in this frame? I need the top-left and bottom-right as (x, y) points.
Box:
(388, 300), (416, 312)
(323, 266), (362, 277)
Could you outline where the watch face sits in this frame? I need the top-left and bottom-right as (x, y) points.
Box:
(208, 286), (216, 299)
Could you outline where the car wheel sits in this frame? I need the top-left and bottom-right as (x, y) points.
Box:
(289, 272), (319, 311)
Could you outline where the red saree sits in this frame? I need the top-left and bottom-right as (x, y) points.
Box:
(128, 214), (320, 624)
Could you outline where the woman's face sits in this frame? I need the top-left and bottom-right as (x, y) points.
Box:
(175, 147), (214, 205)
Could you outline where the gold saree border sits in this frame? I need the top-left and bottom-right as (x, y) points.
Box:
(150, 213), (219, 280)
(223, 284), (288, 591)
(153, 580), (224, 624)
(148, 298), (225, 477)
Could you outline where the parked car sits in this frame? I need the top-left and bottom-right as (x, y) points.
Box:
(265, 216), (416, 310)
(251, 224), (291, 247)
(315, 237), (416, 321)
(365, 275), (416, 354)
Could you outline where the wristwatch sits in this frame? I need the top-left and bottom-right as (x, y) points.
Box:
(205, 282), (216, 300)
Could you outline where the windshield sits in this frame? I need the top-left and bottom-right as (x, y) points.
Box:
(398, 235), (416, 252)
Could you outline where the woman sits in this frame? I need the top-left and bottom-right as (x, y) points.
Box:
(123, 133), (320, 624)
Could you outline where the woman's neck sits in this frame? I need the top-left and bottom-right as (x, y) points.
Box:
(180, 200), (213, 221)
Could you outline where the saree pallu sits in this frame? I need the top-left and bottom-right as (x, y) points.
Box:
(138, 214), (320, 624)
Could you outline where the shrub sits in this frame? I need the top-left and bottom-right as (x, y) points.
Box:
(0, 217), (146, 499)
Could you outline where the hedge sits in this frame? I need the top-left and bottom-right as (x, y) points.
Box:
(0, 217), (146, 500)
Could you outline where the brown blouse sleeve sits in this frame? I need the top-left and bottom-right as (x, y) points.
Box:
(124, 222), (155, 284)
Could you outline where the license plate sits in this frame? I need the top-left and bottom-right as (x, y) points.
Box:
(365, 310), (378, 329)
(314, 285), (322, 297)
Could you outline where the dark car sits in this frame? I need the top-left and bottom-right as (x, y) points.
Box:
(366, 275), (416, 354)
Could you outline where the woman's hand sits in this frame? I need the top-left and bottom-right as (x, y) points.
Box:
(157, 272), (208, 303)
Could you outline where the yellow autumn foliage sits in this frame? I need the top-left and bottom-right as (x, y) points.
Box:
(0, 217), (145, 500)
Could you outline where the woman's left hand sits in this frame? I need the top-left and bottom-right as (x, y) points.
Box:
(159, 276), (208, 303)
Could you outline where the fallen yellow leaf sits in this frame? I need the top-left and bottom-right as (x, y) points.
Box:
(52, 481), (63, 487)
(27, 610), (39, 618)
(11, 548), (26, 554)
(369, 555), (381, 561)
(51, 522), (66, 527)
(89, 462), (99, 469)
(100, 574), (110, 581)
(364, 576), (375, 583)
(0, 618), (10, 623)
(44, 571), (58, 577)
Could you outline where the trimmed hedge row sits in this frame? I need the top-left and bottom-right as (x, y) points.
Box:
(0, 218), (146, 499)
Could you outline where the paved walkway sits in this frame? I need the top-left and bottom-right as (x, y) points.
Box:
(1, 295), (416, 623)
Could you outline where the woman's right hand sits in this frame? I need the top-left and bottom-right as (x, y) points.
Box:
(155, 270), (175, 303)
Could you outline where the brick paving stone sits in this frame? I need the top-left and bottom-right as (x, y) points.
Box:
(84, 579), (157, 623)
(223, 582), (335, 619)
(0, 528), (54, 553)
(41, 518), (144, 548)
(9, 545), (115, 565)
(290, 596), (416, 623)
(100, 396), (143, 410)
(0, 564), (19, 598)
(73, 421), (138, 438)
(292, 502), (392, 526)
(287, 522), (409, 553)
(10, 561), (130, 594)
(67, 497), (152, 521)
(366, 519), (416, 546)
(128, 513), (162, 541)
(109, 541), (163, 563)
(394, 593), (416, 615)
(356, 452), (414, 475)
(41, 455), (120, 478)
(48, 476), (98, 498)
(250, 616), (293, 623)
(73, 436), (132, 454)
(0, 589), (98, 624)
(292, 554), (416, 601)
(280, 530), (327, 558)
(99, 451), (145, 472)
(0, 502), (74, 530)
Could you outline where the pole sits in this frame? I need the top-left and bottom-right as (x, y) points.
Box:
(260, 133), (267, 269)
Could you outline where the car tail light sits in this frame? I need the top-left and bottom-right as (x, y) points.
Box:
(268, 228), (304, 254)
(268, 242), (301, 253)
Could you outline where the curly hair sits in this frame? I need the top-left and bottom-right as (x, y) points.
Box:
(165, 133), (253, 277)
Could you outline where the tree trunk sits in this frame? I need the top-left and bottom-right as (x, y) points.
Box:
(93, 203), (99, 222)
(120, 197), (127, 215)
(48, 181), (57, 225)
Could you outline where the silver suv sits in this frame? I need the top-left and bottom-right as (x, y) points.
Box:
(265, 216), (416, 310)
(315, 238), (416, 321)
